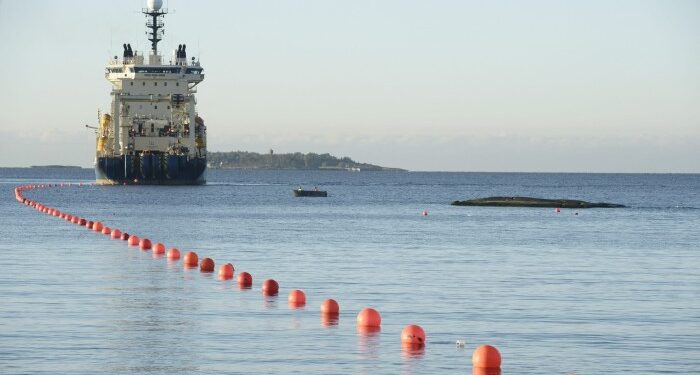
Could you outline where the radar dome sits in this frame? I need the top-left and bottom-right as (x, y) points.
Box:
(147, 0), (163, 11)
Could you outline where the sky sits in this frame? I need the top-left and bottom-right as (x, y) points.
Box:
(0, 0), (698, 172)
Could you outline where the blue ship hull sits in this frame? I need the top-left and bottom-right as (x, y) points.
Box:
(95, 155), (206, 185)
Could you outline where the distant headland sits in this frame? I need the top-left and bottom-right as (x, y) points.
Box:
(208, 151), (406, 171)
(30, 165), (84, 169)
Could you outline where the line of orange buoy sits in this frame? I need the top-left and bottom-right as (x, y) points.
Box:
(14, 182), (502, 371)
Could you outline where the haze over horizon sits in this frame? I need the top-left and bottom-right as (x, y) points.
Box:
(0, 0), (698, 172)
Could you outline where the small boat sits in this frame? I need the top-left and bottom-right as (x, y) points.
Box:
(293, 188), (328, 197)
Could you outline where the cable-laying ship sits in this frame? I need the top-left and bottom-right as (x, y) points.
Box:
(95, 0), (206, 185)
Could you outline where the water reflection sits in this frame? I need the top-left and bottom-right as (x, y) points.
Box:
(320, 313), (339, 327)
(215, 280), (230, 291)
(182, 266), (197, 281)
(401, 344), (425, 359)
(165, 260), (180, 271)
(106, 270), (200, 374)
(263, 295), (278, 309)
(357, 326), (381, 360)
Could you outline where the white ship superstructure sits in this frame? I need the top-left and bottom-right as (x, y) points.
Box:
(95, 0), (207, 184)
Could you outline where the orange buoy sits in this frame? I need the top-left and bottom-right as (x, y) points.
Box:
(422, 210), (428, 216)
(218, 263), (234, 280)
(92, 221), (104, 232)
(555, 207), (561, 213)
(261, 279), (279, 296)
(79, 218), (87, 226)
(288, 289), (306, 306)
(167, 248), (181, 260)
(320, 299), (340, 314)
(472, 368), (501, 375)
(111, 229), (122, 239)
(139, 238), (152, 250)
(128, 235), (140, 246)
(401, 324), (426, 346)
(71, 216), (79, 224)
(472, 344), (501, 369)
(101, 227), (111, 235)
(183, 251), (198, 267)
(237, 272), (252, 288)
(152, 242), (165, 254)
(357, 307), (381, 327)
(120, 232), (129, 241)
(200, 257), (215, 272)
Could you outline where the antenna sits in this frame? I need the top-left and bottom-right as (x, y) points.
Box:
(143, 0), (167, 55)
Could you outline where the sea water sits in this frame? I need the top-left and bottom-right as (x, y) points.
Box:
(1, 168), (698, 374)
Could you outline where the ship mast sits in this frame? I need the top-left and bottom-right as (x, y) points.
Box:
(143, 0), (167, 56)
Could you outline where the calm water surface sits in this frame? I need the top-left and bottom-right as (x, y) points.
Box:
(1, 168), (699, 374)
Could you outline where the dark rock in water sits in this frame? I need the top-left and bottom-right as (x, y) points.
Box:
(451, 196), (625, 208)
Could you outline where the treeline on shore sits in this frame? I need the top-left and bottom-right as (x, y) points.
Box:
(207, 151), (405, 171)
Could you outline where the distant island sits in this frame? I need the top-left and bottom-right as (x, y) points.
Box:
(207, 151), (405, 171)
(30, 165), (83, 169)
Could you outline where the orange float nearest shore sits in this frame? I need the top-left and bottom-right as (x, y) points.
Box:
(472, 344), (501, 369)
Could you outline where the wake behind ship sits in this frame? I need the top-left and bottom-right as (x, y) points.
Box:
(95, 0), (207, 185)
